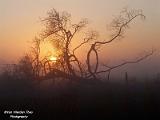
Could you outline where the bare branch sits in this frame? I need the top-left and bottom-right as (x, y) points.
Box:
(96, 49), (154, 74)
(72, 18), (88, 35)
(94, 12), (145, 46)
(86, 9), (146, 79)
(73, 31), (97, 54)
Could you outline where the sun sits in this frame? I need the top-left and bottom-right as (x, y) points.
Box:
(49, 56), (57, 62)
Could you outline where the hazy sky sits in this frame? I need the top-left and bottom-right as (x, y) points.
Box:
(0, 0), (160, 77)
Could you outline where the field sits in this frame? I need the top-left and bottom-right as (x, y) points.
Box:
(0, 74), (160, 119)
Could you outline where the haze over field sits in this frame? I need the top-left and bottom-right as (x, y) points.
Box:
(0, 0), (160, 77)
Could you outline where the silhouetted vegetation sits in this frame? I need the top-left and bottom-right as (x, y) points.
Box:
(1, 71), (160, 119)
(0, 8), (158, 119)
(21, 8), (153, 82)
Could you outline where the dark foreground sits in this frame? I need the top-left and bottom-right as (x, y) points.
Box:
(0, 77), (160, 120)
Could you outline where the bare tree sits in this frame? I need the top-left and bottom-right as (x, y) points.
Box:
(29, 8), (153, 81)
(39, 8), (89, 79)
(30, 37), (41, 78)
(86, 8), (148, 79)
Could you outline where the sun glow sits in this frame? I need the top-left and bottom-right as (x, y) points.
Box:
(40, 41), (60, 63)
(49, 56), (57, 62)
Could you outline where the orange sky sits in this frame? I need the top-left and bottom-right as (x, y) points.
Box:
(0, 0), (160, 76)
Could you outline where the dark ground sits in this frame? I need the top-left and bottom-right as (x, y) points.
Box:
(0, 76), (160, 120)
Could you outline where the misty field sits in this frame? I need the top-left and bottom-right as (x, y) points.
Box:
(0, 73), (160, 119)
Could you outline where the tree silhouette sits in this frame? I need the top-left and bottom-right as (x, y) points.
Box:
(28, 8), (153, 81)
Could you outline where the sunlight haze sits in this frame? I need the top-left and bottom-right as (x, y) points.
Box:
(0, 0), (160, 77)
